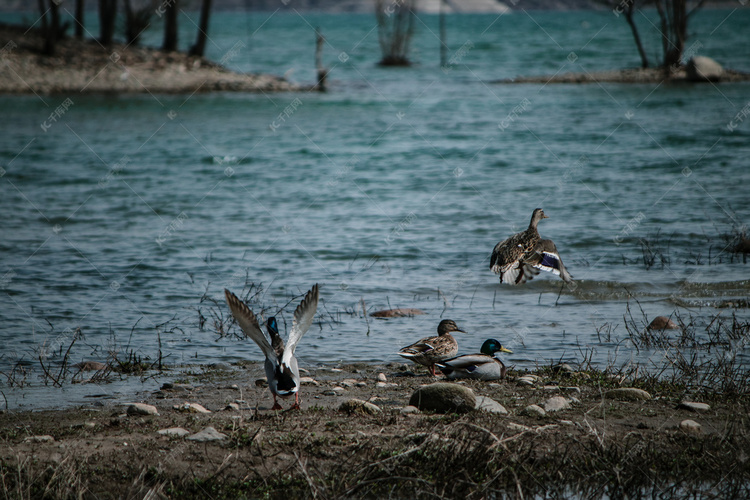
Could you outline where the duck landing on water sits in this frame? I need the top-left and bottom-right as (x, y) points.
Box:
(489, 208), (573, 285)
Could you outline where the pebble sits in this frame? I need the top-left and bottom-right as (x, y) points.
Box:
(322, 390), (337, 396)
(376, 381), (398, 388)
(160, 382), (195, 392)
(543, 396), (571, 412)
(542, 385), (560, 391)
(340, 379), (359, 387)
(677, 401), (710, 413)
(255, 379), (268, 387)
(552, 363), (575, 374)
(339, 399), (382, 415)
(400, 405), (420, 414)
(187, 427), (227, 442)
(521, 404), (547, 418)
(299, 377), (319, 386)
(126, 403), (159, 416)
(377, 373), (387, 382)
(679, 419), (702, 434)
(24, 435), (55, 443)
(475, 396), (508, 414)
(506, 422), (533, 432)
(604, 388), (652, 401)
(157, 427), (190, 437)
(174, 402), (211, 414)
(331, 386), (346, 393)
(224, 403), (240, 411)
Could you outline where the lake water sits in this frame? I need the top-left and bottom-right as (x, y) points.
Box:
(1, 9), (749, 409)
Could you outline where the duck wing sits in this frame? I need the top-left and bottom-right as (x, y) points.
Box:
(225, 289), (276, 361)
(398, 336), (437, 357)
(439, 353), (495, 371)
(280, 284), (319, 368)
(490, 231), (540, 284)
(524, 239), (573, 283)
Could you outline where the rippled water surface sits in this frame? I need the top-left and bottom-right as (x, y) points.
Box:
(1, 9), (749, 409)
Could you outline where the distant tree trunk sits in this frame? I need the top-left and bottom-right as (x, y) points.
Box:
(124, 0), (153, 46)
(375, 0), (416, 66)
(99, 0), (118, 46)
(75, 0), (85, 39)
(655, 0), (686, 70)
(189, 0), (212, 57)
(162, 0), (179, 52)
(622, 4), (648, 68)
(41, 0), (61, 55)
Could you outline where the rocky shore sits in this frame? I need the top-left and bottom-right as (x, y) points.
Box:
(499, 65), (750, 84)
(0, 24), (300, 95)
(1, 361), (748, 498)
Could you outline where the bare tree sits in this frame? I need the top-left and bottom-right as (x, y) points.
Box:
(375, 0), (416, 66)
(39, 0), (63, 55)
(99, 0), (118, 46)
(162, 0), (179, 52)
(74, 0), (85, 39)
(611, 0), (650, 68)
(189, 0), (213, 57)
(123, 0), (153, 46)
(654, 0), (705, 70)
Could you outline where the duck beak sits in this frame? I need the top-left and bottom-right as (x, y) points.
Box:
(542, 213), (549, 219)
(498, 346), (512, 353)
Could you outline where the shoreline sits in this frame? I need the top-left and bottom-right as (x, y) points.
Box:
(497, 66), (750, 84)
(0, 24), (302, 95)
(1, 361), (748, 497)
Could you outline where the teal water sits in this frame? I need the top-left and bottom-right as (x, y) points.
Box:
(1, 9), (749, 409)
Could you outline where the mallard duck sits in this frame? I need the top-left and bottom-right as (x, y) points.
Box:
(436, 339), (512, 380)
(224, 284), (319, 410)
(398, 319), (467, 376)
(490, 208), (572, 285)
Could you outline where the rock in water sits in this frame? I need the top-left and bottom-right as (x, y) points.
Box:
(409, 382), (476, 413)
(687, 56), (723, 82)
(648, 316), (679, 330)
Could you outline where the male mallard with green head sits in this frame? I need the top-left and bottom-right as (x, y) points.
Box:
(436, 338), (513, 380)
(225, 284), (319, 410)
(490, 208), (572, 285)
(398, 319), (467, 376)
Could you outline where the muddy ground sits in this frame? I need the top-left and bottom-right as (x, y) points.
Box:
(1, 362), (748, 499)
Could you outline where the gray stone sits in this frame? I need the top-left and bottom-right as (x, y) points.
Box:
(679, 419), (702, 434)
(187, 427), (227, 442)
(409, 383), (476, 414)
(543, 396), (571, 412)
(687, 56), (723, 82)
(517, 376), (536, 386)
(224, 403), (240, 411)
(377, 373), (387, 382)
(604, 388), (652, 401)
(157, 427), (190, 437)
(475, 396), (508, 414)
(521, 404), (547, 418)
(299, 377), (318, 386)
(174, 402), (211, 414)
(339, 399), (382, 415)
(678, 401), (710, 413)
(400, 405), (420, 414)
(127, 403), (159, 416)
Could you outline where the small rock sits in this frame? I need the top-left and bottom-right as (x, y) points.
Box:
(648, 316), (679, 330)
(376, 381), (398, 388)
(322, 390), (337, 396)
(521, 404), (547, 418)
(679, 419), (702, 434)
(340, 379), (359, 387)
(475, 396), (508, 414)
(75, 361), (107, 371)
(24, 435), (55, 443)
(160, 382), (194, 392)
(339, 399), (382, 415)
(187, 427), (227, 442)
(356, 381), (368, 387)
(409, 383), (476, 414)
(377, 373), (387, 382)
(174, 402), (211, 414)
(552, 363), (575, 374)
(255, 379), (268, 387)
(157, 427), (190, 437)
(331, 386), (346, 393)
(127, 403), (159, 416)
(543, 396), (571, 412)
(678, 401), (710, 413)
(506, 422), (533, 432)
(224, 403), (240, 411)
(299, 377), (318, 386)
(561, 387), (581, 394)
(686, 56), (723, 82)
(517, 376), (536, 386)
(604, 388), (652, 401)
(400, 405), (420, 414)
(542, 385), (560, 391)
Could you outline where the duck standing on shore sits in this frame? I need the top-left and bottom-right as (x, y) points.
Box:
(398, 319), (467, 376)
(224, 284), (319, 410)
(436, 339), (513, 380)
(490, 208), (572, 285)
